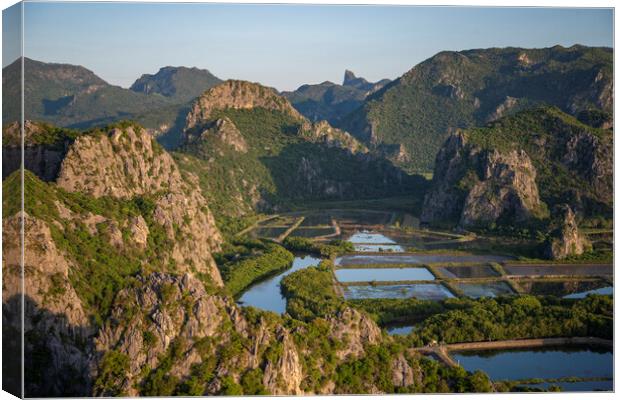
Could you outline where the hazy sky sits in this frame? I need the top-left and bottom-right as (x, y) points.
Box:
(3, 2), (614, 91)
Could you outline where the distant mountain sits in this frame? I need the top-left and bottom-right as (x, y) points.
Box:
(421, 106), (612, 228)
(177, 79), (422, 221)
(1, 58), (223, 145)
(342, 45), (613, 172)
(343, 69), (391, 92)
(282, 70), (390, 125)
(130, 66), (222, 103)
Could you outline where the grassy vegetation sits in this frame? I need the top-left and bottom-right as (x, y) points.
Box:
(280, 260), (344, 321)
(175, 107), (423, 225)
(463, 106), (613, 223)
(215, 238), (294, 297)
(349, 298), (444, 326)
(282, 236), (354, 258)
(3, 170), (196, 326)
(406, 294), (612, 346)
(342, 45), (612, 173)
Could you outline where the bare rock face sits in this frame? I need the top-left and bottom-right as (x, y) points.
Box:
(300, 120), (368, 154)
(94, 273), (231, 395)
(459, 149), (542, 228)
(2, 213), (92, 396)
(2, 121), (74, 181)
(57, 125), (181, 198)
(95, 272), (307, 396)
(486, 96), (519, 122)
(562, 129), (613, 204)
(185, 117), (248, 153)
(326, 307), (382, 360)
(185, 80), (303, 132)
(545, 204), (592, 260)
(262, 328), (304, 395)
(421, 132), (543, 228)
(56, 124), (223, 283)
(391, 355), (415, 387)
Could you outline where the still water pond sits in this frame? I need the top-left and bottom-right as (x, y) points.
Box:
(343, 283), (454, 300)
(564, 286), (613, 299)
(335, 267), (435, 282)
(452, 346), (613, 384)
(386, 324), (417, 335)
(455, 281), (515, 298)
(336, 254), (510, 266)
(437, 265), (500, 279)
(348, 231), (397, 244)
(237, 255), (320, 314)
(504, 264), (613, 277)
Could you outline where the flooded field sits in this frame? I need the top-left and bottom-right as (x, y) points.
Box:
(248, 226), (289, 239)
(519, 279), (611, 297)
(353, 244), (405, 252)
(386, 324), (417, 335)
(452, 345), (613, 388)
(289, 227), (335, 238)
(454, 281), (515, 298)
(343, 283), (455, 300)
(348, 231), (397, 244)
(237, 255), (320, 314)
(437, 265), (501, 279)
(336, 254), (510, 266)
(564, 286), (613, 299)
(504, 264), (613, 277)
(335, 267), (435, 282)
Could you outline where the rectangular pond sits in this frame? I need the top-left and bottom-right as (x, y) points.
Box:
(343, 283), (454, 300)
(519, 279), (612, 297)
(336, 254), (511, 266)
(504, 264), (613, 277)
(564, 286), (613, 299)
(353, 244), (405, 252)
(437, 265), (501, 279)
(451, 345), (613, 386)
(348, 231), (397, 244)
(248, 226), (289, 239)
(454, 281), (515, 298)
(289, 227), (335, 238)
(335, 267), (435, 282)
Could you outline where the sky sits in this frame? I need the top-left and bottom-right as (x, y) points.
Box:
(2, 2), (614, 91)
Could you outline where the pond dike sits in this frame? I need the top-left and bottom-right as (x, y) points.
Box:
(412, 337), (613, 368)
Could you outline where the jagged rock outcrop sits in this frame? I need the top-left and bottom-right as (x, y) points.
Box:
(185, 80), (303, 132)
(561, 129), (613, 203)
(94, 272), (307, 396)
(342, 45), (613, 172)
(421, 107), (613, 228)
(184, 117), (248, 153)
(2, 120), (75, 181)
(326, 307), (382, 360)
(56, 124), (223, 284)
(300, 120), (368, 154)
(421, 132), (543, 228)
(2, 213), (92, 396)
(545, 204), (592, 259)
(459, 149), (542, 228)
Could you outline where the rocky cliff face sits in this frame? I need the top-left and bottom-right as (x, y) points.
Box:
(421, 107), (613, 229)
(342, 45), (613, 172)
(2, 121), (76, 181)
(3, 213), (93, 397)
(185, 80), (303, 132)
(421, 132), (543, 228)
(56, 123), (223, 283)
(545, 204), (592, 259)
